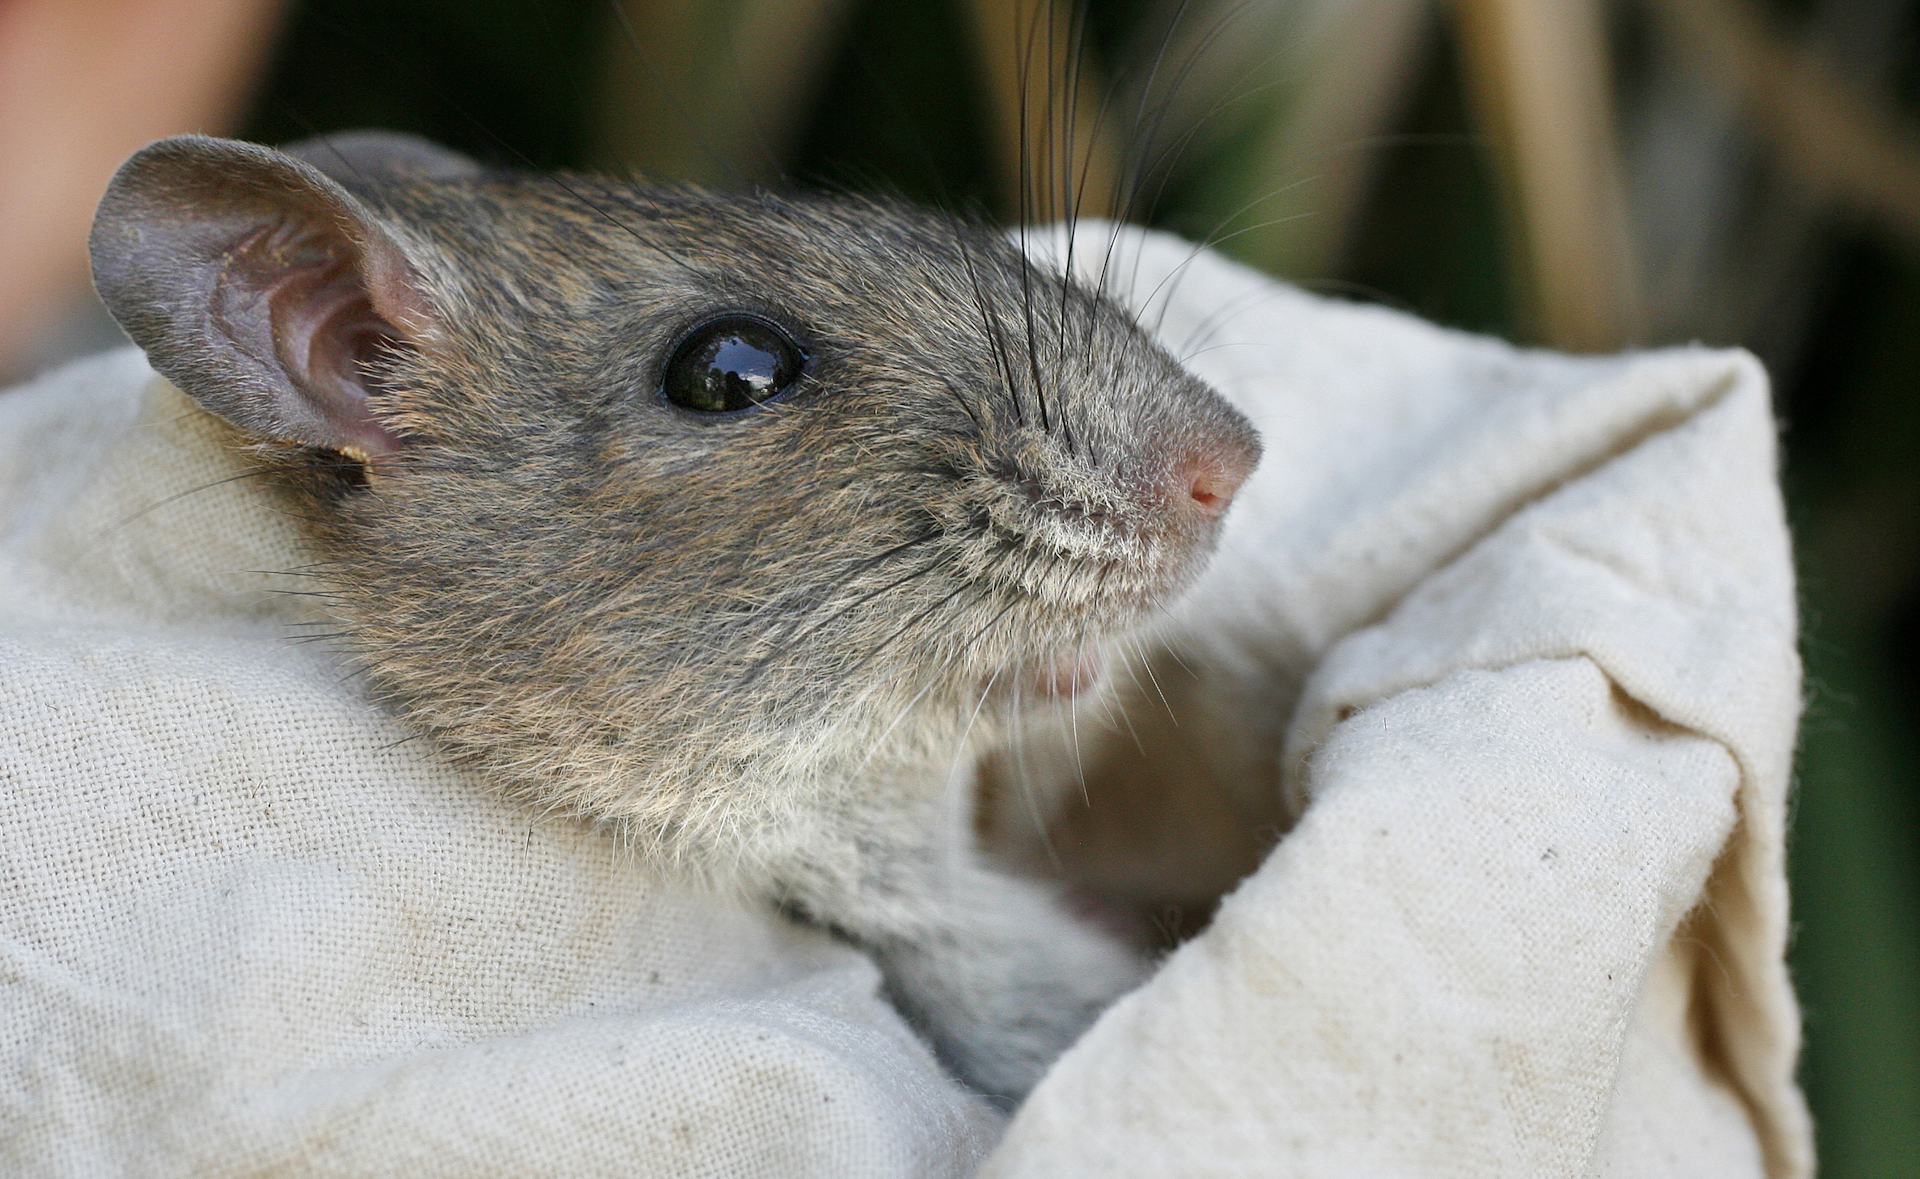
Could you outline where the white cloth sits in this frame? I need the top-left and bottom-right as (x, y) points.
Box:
(987, 231), (1810, 1178)
(0, 228), (1810, 1177)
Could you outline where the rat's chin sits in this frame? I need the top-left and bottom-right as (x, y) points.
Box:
(986, 648), (1108, 704)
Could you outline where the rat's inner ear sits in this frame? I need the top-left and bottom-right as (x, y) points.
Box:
(256, 212), (426, 461)
(90, 135), (441, 462)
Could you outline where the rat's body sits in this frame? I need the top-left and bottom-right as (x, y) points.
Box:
(89, 132), (1259, 1100)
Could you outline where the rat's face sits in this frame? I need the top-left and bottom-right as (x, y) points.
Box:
(91, 134), (1258, 846)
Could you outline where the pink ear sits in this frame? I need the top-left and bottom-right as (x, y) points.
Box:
(91, 135), (442, 462)
(247, 207), (432, 460)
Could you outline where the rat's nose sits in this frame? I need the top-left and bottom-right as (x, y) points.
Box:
(1173, 432), (1259, 518)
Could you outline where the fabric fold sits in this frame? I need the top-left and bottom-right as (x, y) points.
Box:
(984, 230), (1807, 1178)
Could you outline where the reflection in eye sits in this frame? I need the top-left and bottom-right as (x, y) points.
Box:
(662, 315), (805, 413)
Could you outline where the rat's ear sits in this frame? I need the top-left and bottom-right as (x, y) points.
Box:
(279, 129), (484, 192)
(89, 134), (442, 461)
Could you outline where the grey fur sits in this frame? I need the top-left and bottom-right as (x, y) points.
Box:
(89, 132), (1260, 1100)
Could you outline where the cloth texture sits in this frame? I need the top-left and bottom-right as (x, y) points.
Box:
(987, 230), (1809, 1178)
(0, 227), (1809, 1177)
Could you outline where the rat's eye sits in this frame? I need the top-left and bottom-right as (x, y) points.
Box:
(661, 315), (806, 413)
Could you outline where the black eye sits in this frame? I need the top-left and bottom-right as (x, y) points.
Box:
(661, 315), (806, 413)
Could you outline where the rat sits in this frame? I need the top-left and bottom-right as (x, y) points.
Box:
(86, 130), (1260, 1101)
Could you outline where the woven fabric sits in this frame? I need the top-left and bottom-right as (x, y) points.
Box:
(982, 231), (1807, 1178)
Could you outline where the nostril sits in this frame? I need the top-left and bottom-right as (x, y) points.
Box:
(1177, 445), (1255, 518)
(1188, 470), (1231, 516)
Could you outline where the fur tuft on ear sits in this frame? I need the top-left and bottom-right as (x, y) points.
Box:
(89, 135), (442, 462)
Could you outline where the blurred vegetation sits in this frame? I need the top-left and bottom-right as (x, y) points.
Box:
(236, 0), (1918, 1170)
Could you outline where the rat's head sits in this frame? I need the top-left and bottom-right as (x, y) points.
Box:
(90, 132), (1258, 849)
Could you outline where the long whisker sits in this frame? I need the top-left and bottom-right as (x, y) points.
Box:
(954, 224), (1028, 428)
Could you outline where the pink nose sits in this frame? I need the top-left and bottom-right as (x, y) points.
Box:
(1175, 438), (1257, 518)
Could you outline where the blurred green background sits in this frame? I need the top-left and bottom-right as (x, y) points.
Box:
(230, 0), (1918, 1170)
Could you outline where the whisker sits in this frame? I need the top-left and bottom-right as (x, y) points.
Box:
(1067, 627), (1090, 807)
(848, 677), (944, 780)
(1113, 637), (1152, 756)
(847, 576), (982, 679)
(88, 465), (279, 544)
(735, 539), (958, 688)
(953, 226), (1027, 428)
(1007, 677), (1068, 876)
(1136, 642), (1180, 725)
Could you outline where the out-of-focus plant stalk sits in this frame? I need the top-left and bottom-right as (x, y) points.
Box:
(1448, 0), (1641, 351)
(1233, 0), (1431, 279)
(1108, 0), (1428, 282)
(1649, 0), (1920, 249)
(595, 0), (854, 185)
